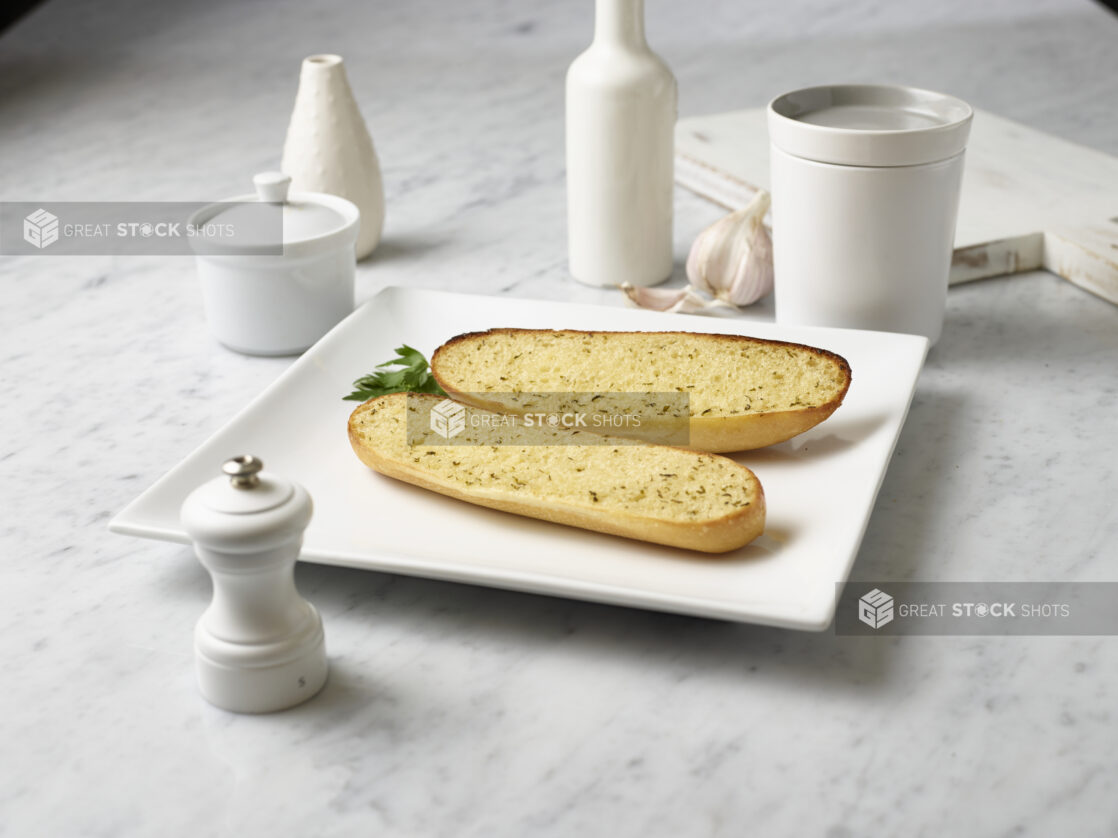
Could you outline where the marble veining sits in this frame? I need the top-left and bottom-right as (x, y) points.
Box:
(1, 0), (1116, 835)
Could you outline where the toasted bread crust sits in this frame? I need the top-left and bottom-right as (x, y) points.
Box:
(348, 394), (765, 553)
(431, 328), (852, 452)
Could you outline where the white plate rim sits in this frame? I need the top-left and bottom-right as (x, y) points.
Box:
(111, 286), (929, 630)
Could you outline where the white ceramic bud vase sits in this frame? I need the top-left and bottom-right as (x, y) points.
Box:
(281, 54), (385, 261)
(566, 0), (677, 287)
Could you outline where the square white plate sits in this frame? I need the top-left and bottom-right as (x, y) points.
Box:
(111, 287), (927, 630)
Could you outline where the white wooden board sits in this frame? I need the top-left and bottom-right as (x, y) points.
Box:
(676, 108), (1118, 304)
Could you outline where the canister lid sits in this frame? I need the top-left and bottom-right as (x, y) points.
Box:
(767, 84), (973, 167)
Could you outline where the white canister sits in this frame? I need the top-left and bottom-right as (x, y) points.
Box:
(190, 172), (360, 356)
(767, 85), (972, 344)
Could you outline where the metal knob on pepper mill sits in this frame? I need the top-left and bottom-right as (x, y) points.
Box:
(180, 455), (327, 713)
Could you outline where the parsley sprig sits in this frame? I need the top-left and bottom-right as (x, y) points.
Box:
(343, 344), (447, 401)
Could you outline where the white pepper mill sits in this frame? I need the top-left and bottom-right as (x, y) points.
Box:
(181, 455), (328, 713)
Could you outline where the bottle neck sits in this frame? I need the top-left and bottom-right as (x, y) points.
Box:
(593, 0), (646, 49)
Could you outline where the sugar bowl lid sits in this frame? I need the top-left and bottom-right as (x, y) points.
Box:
(189, 172), (359, 257)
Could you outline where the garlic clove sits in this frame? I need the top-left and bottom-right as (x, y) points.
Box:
(686, 189), (773, 307)
(621, 283), (737, 315)
(721, 212), (773, 307)
(621, 283), (698, 312)
(685, 213), (732, 296)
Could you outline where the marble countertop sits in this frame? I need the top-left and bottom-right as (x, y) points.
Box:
(2, 0), (1116, 834)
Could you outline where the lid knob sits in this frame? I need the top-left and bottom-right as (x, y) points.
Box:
(223, 455), (264, 489)
(253, 171), (292, 204)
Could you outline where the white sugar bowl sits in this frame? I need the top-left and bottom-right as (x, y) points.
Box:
(190, 171), (360, 356)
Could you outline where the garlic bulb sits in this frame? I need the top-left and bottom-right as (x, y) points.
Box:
(687, 190), (773, 306)
(623, 190), (773, 316)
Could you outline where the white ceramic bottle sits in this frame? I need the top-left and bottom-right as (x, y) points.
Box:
(282, 54), (385, 261)
(566, 0), (677, 287)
